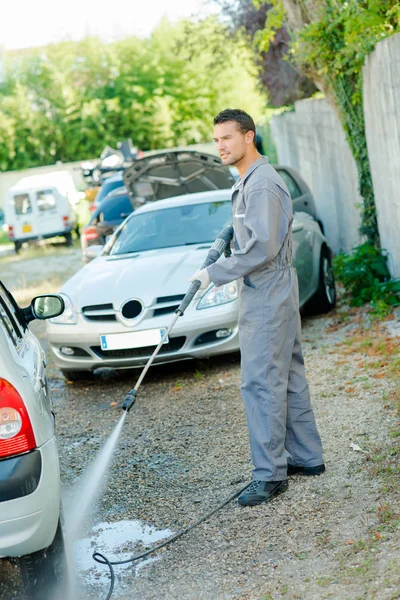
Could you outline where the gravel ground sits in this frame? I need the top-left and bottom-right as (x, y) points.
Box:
(0, 250), (399, 600)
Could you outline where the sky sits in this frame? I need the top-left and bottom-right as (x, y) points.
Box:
(0, 0), (219, 50)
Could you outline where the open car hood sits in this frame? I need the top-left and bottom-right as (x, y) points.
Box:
(123, 150), (234, 205)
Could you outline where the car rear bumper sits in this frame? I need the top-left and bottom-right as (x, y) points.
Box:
(0, 436), (61, 558)
(10, 229), (74, 243)
(47, 308), (240, 371)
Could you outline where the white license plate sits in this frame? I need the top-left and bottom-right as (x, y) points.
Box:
(100, 328), (168, 351)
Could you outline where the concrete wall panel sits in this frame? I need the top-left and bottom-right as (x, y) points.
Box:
(363, 33), (400, 277)
(271, 98), (362, 254)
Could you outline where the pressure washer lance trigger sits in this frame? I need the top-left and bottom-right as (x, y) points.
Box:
(122, 388), (137, 412)
(176, 225), (234, 316)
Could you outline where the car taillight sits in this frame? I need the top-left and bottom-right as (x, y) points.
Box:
(83, 226), (99, 242)
(8, 226), (14, 239)
(0, 379), (36, 458)
(63, 215), (70, 228)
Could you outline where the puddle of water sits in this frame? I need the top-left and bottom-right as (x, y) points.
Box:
(75, 519), (173, 594)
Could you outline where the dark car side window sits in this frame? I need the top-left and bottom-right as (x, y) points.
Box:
(0, 301), (21, 346)
(277, 169), (302, 200)
(0, 283), (25, 336)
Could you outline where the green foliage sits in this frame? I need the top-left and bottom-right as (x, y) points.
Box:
(0, 17), (266, 171)
(255, 0), (400, 246)
(333, 243), (400, 313)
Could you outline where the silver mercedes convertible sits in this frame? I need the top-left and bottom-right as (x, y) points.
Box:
(46, 183), (335, 380)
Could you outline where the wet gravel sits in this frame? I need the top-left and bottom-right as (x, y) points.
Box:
(1, 307), (399, 600)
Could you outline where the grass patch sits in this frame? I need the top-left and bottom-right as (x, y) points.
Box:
(1, 237), (80, 265)
(11, 277), (67, 305)
(0, 230), (9, 245)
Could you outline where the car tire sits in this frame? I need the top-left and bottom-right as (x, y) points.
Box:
(19, 517), (67, 600)
(64, 233), (73, 246)
(307, 246), (336, 315)
(14, 241), (22, 253)
(61, 369), (93, 382)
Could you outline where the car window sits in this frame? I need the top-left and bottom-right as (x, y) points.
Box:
(108, 200), (232, 255)
(36, 189), (57, 212)
(99, 196), (133, 222)
(13, 193), (32, 215)
(276, 169), (301, 199)
(0, 300), (21, 346)
(0, 282), (26, 333)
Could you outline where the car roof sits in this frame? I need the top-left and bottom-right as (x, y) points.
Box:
(102, 171), (123, 183)
(9, 171), (74, 192)
(133, 189), (232, 215)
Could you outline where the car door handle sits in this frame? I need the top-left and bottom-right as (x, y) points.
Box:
(39, 376), (46, 388)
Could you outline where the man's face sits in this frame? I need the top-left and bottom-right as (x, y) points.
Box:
(213, 121), (254, 166)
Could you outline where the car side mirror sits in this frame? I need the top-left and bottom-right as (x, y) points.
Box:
(21, 295), (65, 324)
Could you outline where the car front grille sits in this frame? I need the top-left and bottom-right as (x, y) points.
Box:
(153, 294), (185, 317)
(82, 294), (187, 322)
(91, 336), (186, 359)
(82, 303), (116, 322)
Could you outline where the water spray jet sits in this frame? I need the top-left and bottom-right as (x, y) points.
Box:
(64, 226), (250, 600)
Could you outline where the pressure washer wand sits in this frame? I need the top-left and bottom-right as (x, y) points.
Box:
(122, 225), (233, 411)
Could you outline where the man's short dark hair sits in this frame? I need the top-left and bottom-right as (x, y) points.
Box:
(213, 109), (256, 141)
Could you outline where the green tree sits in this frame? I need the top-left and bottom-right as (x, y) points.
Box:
(0, 17), (266, 171)
(254, 0), (400, 246)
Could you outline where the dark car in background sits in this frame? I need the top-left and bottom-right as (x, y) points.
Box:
(89, 172), (124, 213)
(81, 188), (134, 262)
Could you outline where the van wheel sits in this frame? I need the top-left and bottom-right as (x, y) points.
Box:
(64, 233), (73, 246)
(61, 369), (93, 382)
(19, 518), (67, 600)
(14, 242), (22, 253)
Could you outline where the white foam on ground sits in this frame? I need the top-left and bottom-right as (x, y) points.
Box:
(75, 519), (173, 593)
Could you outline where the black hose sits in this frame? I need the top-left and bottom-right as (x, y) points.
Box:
(92, 480), (249, 599)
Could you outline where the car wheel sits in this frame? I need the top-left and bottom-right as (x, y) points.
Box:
(64, 232), (73, 246)
(307, 247), (336, 314)
(19, 517), (67, 600)
(61, 369), (93, 382)
(14, 241), (22, 253)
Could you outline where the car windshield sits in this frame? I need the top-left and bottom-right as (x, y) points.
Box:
(106, 200), (232, 255)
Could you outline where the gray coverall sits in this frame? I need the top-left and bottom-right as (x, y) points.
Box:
(207, 157), (323, 482)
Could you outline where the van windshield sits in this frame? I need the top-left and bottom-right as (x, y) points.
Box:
(14, 194), (32, 215)
(37, 190), (57, 212)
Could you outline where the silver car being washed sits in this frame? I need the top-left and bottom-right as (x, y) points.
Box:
(0, 283), (66, 599)
(46, 187), (335, 381)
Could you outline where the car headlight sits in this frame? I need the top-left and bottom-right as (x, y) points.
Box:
(49, 294), (77, 324)
(197, 283), (238, 310)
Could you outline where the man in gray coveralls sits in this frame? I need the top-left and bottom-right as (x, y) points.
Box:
(190, 109), (325, 506)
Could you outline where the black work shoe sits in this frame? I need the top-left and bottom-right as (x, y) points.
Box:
(237, 479), (288, 507)
(287, 463), (325, 476)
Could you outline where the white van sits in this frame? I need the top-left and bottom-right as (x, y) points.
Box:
(6, 171), (79, 253)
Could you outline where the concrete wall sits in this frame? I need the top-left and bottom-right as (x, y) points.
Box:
(363, 33), (400, 277)
(271, 98), (362, 254)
